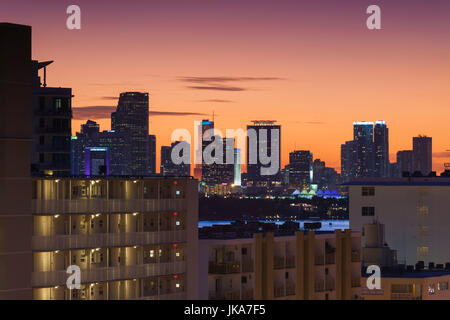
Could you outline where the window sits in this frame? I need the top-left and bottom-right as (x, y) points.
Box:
(362, 207), (375, 216)
(241, 276), (247, 284)
(438, 282), (448, 291)
(241, 248), (247, 255)
(55, 98), (62, 111)
(362, 187), (375, 196)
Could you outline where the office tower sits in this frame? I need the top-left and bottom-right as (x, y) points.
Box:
(202, 137), (235, 185)
(413, 136), (432, 175)
(148, 134), (156, 174)
(199, 230), (361, 300)
(196, 119), (214, 182)
(349, 176), (450, 266)
(234, 148), (241, 186)
(313, 159), (339, 191)
(111, 92), (149, 175)
(0, 23), (33, 299)
(84, 147), (109, 176)
(396, 150), (413, 177)
(288, 150), (312, 190)
(341, 140), (358, 182)
(160, 141), (191, 176)
(31, 60), (72, 176)
(374, 121), (389, 177)
(246, 120), (281, 186)
(73, 120), (131, 176)
(31, 177), (198, 300)
(353, 121), (375, 177)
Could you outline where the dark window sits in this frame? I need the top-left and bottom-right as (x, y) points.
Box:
(362, 187), (375, 196)
(39, 136), (45, 145)
(39, 97), (45, 110)
(242, 248), (247, 255)
(39, 153), (44, 163)
(285, 272), (289, 279)
(39, 118), (45, 128)
(362, 207), (375, 216)
(241, 276), (247, 284)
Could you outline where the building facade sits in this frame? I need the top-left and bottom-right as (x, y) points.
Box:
(31, 177), (198, 300)
(160, 141), (191, 177)
(412, 136), (432, 176)
(199, 230), (361, 300)
(289, 151), (312, 190)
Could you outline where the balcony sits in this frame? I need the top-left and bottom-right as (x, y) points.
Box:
(351, 250), (361, 263)
(210, 290), (241, 300)
(139, 292), (186, 300)
(286, 283), (296, 296)
(325, 253), (335, 265)
(209, 261), (240, 274)
(32, 261), (186, 287)
(325, 279), (335, 291)
(315, 280), (325, 292)
(391, 293), (421, 300)
(286, 256), (295, 268)
(351, 277), (361, 288)
(32, 199), (186, 215)
(274, 257), (285, 270)
(274, 285), (285, 298)
(315, 254), (324, 266)
(32, 230), (186, 251)
(241, 288), (254, 300)
(242, 260), (254, 273)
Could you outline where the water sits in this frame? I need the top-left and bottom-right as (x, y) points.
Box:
(199, 219), (349, 232)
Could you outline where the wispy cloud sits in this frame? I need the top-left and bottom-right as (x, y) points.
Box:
(100, 96), (119, 100)
(73, 106), (208, 120)
(179, 76), (283, 92)
(199, 99), (235, 103)
(433, 151), (450, 158)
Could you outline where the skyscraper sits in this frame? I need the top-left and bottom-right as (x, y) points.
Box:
(246, 120), (281, 185)
(31, 60), (72, 176)
(341, 140), (358, 182)
(234, 148), (241, 186)
(413, 135), (432, 175)
(396, 150), (413, 176)
(112, 92), (149, 175)
(374, 121), (389, 177)
(288, 150), (312, 189)
(353, 121), (375, 177)
(148, 134), (156, 174)
(196, 119), (214, 182)
(161, 141), (191, 176)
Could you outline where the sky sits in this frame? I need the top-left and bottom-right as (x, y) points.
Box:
(2, 0), (450, 173)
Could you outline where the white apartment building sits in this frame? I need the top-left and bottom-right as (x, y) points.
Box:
(349, 177), (450, 266)
(199, 230), (362, 300)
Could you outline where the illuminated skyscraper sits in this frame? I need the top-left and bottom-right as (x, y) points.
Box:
(234, 148), (241, 186)
(289, 150), (312, 189)
(374, 121), (389, 177)
(112, 92), (149, 175)
(353, 121), (375, 177)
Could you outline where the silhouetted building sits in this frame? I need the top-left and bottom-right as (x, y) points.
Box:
(112, 92), (149, 175)
(353, 121), (375, 177)
(289, 150), (312, 189)
(396, 150), (413, 177)
(374, 121), (389, 177)
(341, 140), (358, 182)
(246, 120), (281, 186)
(161, 141), (191, 176)
(313, 159), (339, 191)
(413, 136), (432, 176)
(31, 60), (72, 176)
(148, 134), (156, 174)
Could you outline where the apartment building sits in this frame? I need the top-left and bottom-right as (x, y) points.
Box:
(31, 177), (198, 300)
(361, 271), (450, 300)
(199, 230), (362, 300)
(349, 177), (450, 266)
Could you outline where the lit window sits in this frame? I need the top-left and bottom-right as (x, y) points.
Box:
(176, 190), (181, 195)
(176, 252), (180, 257)
(176, 221), (180, 226)
(149, 250), (154, 258)
(176, 283), (180, 288)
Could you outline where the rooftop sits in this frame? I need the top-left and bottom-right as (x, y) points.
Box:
(346, 177), (450, 187)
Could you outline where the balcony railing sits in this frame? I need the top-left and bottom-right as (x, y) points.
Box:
(210, 290), (241, 300)
(242, 261), (254, 273)
(325, 279), (335, 291)
(390, 293), (421, 300)
(32, 199), (186, 215)
(315, 254), (324, 266)
(32, 261), (186, 287)
(32, 230), (186, 251)
(241, 288), (254, 300)
(325, 253), (335, 265)
(209, 261), (241, 274)
(274, 257), (285, 270)
(351, 277), (361, 288)
(351, 250), (361, 263)
(286, 256), (295, 268)
(286, 283), (296, 296)
(274, 285), (285, 298)
(315, 280), (325, 292)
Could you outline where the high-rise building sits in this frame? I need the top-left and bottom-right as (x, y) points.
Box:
(0, 22), (33, 299)
(353, 121), (375, 177)
(112, 92), (149, 175)
(199, 230), (362, 300)
(396, 150), (413, 177)
(288, 150), (312, 189)
(341, 140), (358, 182)
(413, 136), (432, 175)
(148, 134), (156, 174)
(234, 148), (241, 186)
(84, 147), (109, 176)
(160, 141), (191, 176)
(196, 119), (214, 182)
(246, 120), (281, 185)
(374, 121), (389, 177)
(313, 159), (339, 191)
(31, 60), (72, 176)
(202, 137), (235, 185)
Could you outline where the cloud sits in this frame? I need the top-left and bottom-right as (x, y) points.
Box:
(179, 76), (283, 92)
(199, 99), (235, 103)
(433, 151), (450, 158)
(73, 106), (208, 120)
(101, 96), (119, 100)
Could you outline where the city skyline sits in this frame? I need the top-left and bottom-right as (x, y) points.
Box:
(2, 0), (450, 173)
